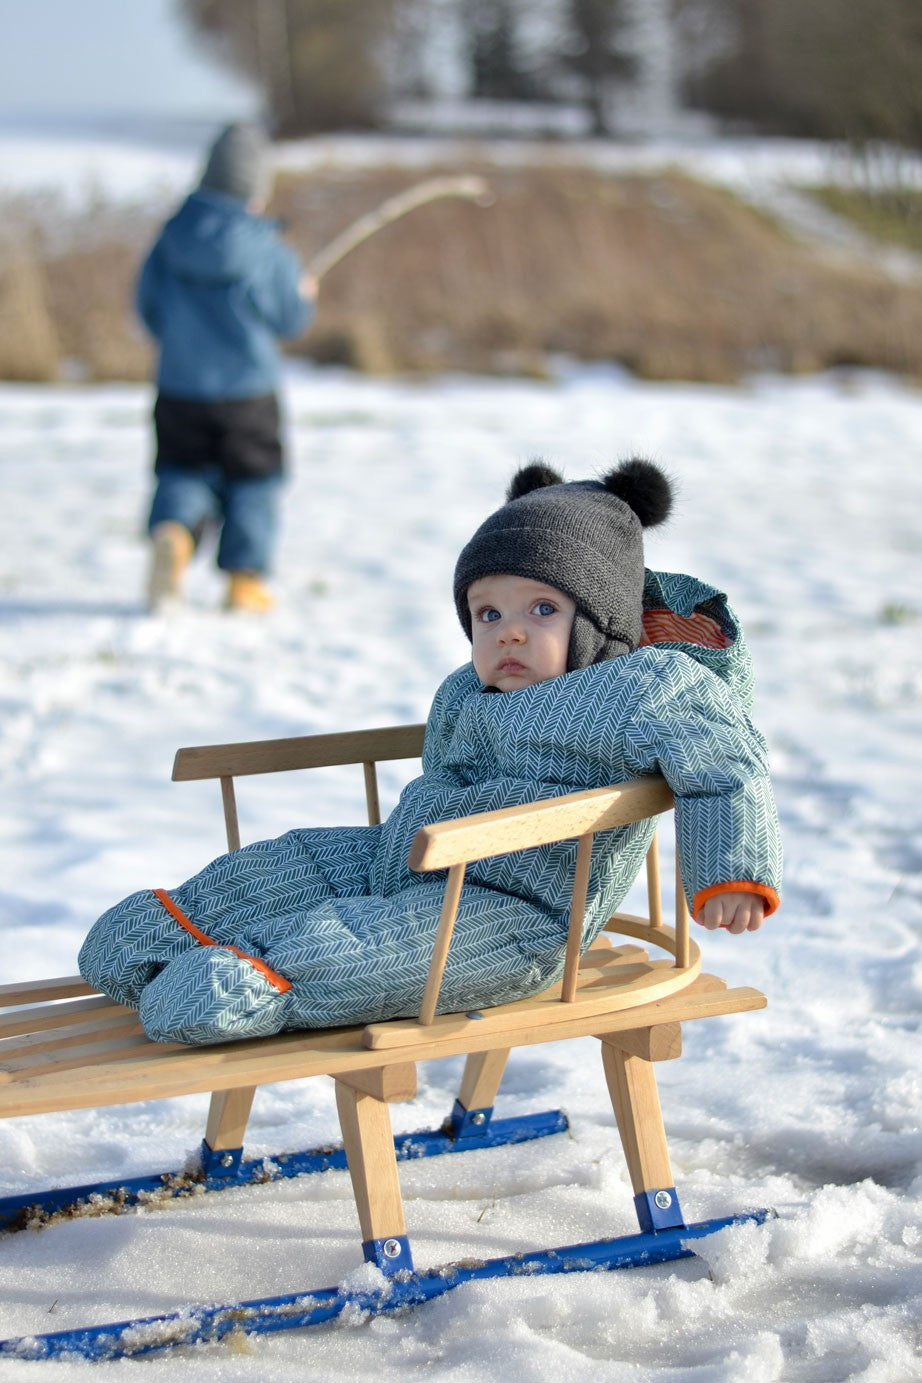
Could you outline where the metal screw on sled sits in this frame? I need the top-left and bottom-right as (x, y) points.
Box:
(654, 1191), (673, 1210)
(382, 1239), (403, 1260)
(220, 1154), (234, 1168)
(471, 1112), (486, 1126)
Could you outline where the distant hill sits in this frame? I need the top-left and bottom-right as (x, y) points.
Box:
(2, 138), (921, 385)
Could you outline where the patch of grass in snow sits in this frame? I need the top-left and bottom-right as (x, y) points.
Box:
(810, 184), (922, 254)
(879, 601), (920, 626)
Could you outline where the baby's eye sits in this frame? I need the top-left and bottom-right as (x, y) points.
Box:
(476, 606), (501, 624)
(533, 600), (557, 617)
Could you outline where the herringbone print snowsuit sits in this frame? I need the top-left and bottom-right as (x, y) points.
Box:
(79, 571), (782, 1045)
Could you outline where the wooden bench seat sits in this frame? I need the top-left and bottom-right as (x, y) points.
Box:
(0, 937), (762, 1119)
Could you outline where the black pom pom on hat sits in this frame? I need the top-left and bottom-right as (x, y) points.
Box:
(602, 457), (673, 528)
(506, 461), (564, 501)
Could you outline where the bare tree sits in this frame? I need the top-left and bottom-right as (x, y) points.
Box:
(455, 0), (536, 100)
(176, 0), (405, 134)
(678, 0), (922, 149)
(563, 0), (636, 135)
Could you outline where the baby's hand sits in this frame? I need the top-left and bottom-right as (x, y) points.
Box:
(695, 891), (766, 934)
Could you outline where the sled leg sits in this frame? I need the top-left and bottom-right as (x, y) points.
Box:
(446, 1047), (510, 1137)
(199, 1086), (256, 1178)
(600, 1024), (685, 1231)
(335, 1066), (417, 1274)
(442, 1046), (568, 1146)
(459, 1047), (510, 1107)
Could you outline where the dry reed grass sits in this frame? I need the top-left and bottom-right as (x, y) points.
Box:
(4, 163), (922, 385)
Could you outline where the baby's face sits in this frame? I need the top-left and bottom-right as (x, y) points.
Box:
(467, 575), (575, 691)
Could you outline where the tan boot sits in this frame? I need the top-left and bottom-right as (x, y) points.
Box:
(147, 521), (194, 611)
(225, 571), (276, 612)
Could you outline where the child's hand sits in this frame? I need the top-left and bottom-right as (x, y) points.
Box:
(695, 891), (766, 934)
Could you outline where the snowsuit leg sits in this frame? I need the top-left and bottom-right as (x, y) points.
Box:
(78, 826), (381, 1031)
(138, 883), (568, 1043)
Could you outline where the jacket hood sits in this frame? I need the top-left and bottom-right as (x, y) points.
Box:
(454, 568), (756, 712)
(640, 568), (754, 708)
(157, 190), (274, 286)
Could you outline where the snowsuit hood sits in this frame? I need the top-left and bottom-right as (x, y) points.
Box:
(157, 191), (279, 286)
(641, 567), (755, 707)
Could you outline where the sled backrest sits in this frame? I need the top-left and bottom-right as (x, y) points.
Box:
(172, 724), (427, 847)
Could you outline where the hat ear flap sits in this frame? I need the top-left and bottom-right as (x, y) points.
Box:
(602, 457), (673, 528)
(506, 461), (564, 502)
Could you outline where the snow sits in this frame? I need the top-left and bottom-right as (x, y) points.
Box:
(1, 362), (920, 1379)
(3, 115), (921, 205)
(0, 128), (921, 1379)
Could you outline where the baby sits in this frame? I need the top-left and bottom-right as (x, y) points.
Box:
(465, 570), (763, 934)
(80, 459), (782, 1044)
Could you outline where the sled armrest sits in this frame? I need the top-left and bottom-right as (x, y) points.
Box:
(408, 778), (674, 870)
(409, 777), (680, 1025)
(171, 724), (426, 846)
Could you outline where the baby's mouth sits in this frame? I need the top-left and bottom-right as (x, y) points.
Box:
(497, 658), (526, 674)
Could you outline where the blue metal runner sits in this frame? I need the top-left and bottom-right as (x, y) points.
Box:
(0, 1212), (772, 1362)
(0, 1107), (568, 1233)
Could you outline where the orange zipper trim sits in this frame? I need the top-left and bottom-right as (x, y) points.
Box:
(153, 888), (292, 994)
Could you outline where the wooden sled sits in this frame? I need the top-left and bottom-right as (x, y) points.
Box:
(0, 725), (768, 1361)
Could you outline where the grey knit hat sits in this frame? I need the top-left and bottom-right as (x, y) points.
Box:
(454, 458), (673, 671)
(199, 123), (271, 203)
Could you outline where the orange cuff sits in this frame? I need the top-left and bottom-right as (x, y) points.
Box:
(153, 888), (292, 993)
(692, 881), (780, 920)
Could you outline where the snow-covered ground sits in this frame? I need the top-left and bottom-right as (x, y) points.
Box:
(0, 125), (920, 1379)
(0, 360), (920, 1380)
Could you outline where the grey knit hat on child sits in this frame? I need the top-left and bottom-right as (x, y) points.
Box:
(199, 123), (271, 203)
(454, 458), (673, 671)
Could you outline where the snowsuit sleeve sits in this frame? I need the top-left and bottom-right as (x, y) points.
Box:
(616, 649), (783, 916)
(245, 233), (312, 339)
(136, 242), (164, 339)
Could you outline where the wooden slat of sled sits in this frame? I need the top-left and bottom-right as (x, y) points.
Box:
(408, 778), (674, 870)
(366, 964), (704, 1050)
(0, 993), (133, 1039)
(172, 724), (425, 781)
(0, 971), (765, 1119)
(2, 1030), (183, 1081)
(0, 976), (94, 1008)
(364, 949), (701, 1049)
(0, 1012), (142, 1061)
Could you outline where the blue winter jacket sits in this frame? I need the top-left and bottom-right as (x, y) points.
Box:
(79, 570), (782, 1045)
(137, 189), (312, 400)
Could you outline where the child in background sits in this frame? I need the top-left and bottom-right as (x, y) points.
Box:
(137, 122), (316, 613)
(80, 458), (782, 1043)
